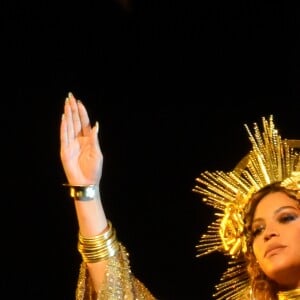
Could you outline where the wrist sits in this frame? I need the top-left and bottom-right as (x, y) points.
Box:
(63, 184), (99, 201)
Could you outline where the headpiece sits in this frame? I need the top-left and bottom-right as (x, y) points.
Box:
(193, 115), (300, 299)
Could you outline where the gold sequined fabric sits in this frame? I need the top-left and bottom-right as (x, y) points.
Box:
(76, 242), (156, 300)
(278, 288), (300, 300)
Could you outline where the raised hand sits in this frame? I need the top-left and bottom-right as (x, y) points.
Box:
(60, 92), (103, 186)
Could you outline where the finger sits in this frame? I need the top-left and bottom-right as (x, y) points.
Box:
(77, 100), (91, 136)
(91, 121), (101, 150)
(60, 113), (68, 149)
(64, 96), (74, 143)
(68, 92), (82, 138)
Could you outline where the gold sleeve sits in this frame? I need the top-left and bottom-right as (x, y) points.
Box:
(75, 242), (156, 300)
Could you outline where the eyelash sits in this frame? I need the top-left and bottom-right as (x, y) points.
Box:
(252, 213), (299, 237)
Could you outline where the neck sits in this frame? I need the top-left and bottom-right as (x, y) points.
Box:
(278, 287), (300, 300)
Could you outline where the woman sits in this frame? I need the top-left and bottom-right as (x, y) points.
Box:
(244, 182), (300, 299)
(193, 116), (300, 299)
(60, 92), (300, 299)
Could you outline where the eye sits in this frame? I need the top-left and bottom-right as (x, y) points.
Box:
(252, 224), (265, 237)
(279, 213), (298, 223)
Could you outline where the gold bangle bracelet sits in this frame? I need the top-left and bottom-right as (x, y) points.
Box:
(63, 184), (99, 201)
(78, 221), (119, 263)
(78, 234), (119, 262)
(79, 221), (113, 243)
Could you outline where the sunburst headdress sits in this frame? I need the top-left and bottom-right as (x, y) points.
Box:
(193, 115), (300, 299)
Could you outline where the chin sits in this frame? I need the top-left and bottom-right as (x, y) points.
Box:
(266, 261), (300, 287)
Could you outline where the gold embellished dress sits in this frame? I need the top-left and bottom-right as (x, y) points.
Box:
(76, 243), (156, 300)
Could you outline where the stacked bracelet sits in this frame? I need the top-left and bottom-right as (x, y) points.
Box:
(63, 184), (99, 201)
(78, 221), (119, 263)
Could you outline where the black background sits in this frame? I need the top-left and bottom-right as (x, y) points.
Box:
(1, 1), (300, 299)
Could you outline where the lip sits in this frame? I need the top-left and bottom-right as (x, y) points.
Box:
(264, 244), (286, 258)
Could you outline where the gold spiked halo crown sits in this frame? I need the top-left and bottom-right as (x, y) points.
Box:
(193, 115), (300, 299)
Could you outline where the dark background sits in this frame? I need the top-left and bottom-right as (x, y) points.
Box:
(1, 1), (300, 299)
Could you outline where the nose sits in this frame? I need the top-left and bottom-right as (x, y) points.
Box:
(264, 230), (279, 242)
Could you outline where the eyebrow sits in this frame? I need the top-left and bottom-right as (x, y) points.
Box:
(252, 205), (299, 224)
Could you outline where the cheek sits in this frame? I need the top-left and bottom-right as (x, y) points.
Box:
(252, 238), (264, 260)
(288, 225), (300, 251)
(283, 221), (300, 241)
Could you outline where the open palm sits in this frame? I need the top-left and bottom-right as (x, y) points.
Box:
(60, 93), (103, 186)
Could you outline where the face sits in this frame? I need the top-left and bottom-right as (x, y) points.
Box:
(251, 191), (300, 288)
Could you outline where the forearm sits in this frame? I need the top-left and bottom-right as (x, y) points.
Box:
(74, 193), (107, 236)
(73, 191), (109, 292)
